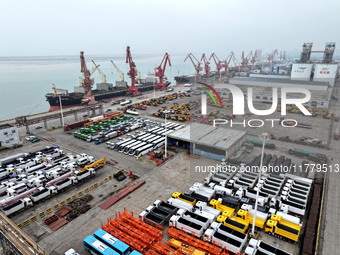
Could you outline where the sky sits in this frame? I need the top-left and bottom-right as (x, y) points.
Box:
(0, 0), (339, 57)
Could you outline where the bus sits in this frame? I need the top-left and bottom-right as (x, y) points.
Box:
(140, 134), (156, 142)
(147, 135), (161, 144)
(135, 133), (149, 141)
(113, 138), (132, 150)
(156, 129), (168, 136)
(150, 128), (164, 134)
(93, 229), (130, 255)
(128, 142), (147, 156)
(83, 235), (119, 255)
(134, 144), (154, 158)
(123, 141), (144, 154)
(152, 137), (166, 149)
(118, 139), (137, 152)
(130, 251), (143, 255)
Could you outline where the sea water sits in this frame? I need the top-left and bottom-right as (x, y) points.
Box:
(0, 54), (194, 121)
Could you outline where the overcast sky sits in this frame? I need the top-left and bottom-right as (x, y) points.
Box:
(1, 0), (339, 56)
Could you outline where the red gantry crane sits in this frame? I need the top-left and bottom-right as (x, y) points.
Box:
(209, 53), (225, 74)
(184, 53), (202, 77)
(201, 53), (210, 77)
(80, 51), (95, 96)
(155, 53), (171, 90)
(268, 49), (278, 65)
(126, 46), (141, 95)
(224, 51), (235, 73)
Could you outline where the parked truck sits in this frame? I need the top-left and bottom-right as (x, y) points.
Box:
(172, 192), (196, 206)
(203, 228), (245, 254)
(209, 199), (235, 215)
(140, 210), (166, 226)
(2, 198), (33, 216)
(237, 209), (266, 229)
(153, 200), (178, 215)
(167, 198), (194, 212)
(217, 213), (250, 233)
(30, 186), (57, 203)
(170, 215), (204, 237)
(264, 214), (301, 242)
(75, 168), (96, 182)
(194, 201), (221, 219)
(146, 205), (172, 223)
(177, 209), (210, 230)
(54, 177), (78, 191)
(245, 238), (293, 255)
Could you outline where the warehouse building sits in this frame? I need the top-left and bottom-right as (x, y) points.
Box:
(0, 124), (20, 148)
(167, 123), (247, 160)
(216, 77), (332, 109)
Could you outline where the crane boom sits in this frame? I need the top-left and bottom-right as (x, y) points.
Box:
(79, 51), (95, 96)
(91, 60), (107, 83)
(111, 60), (125, 82)
(209, 53), (224, 74)
(201, 53), (210, 77)
(126, 46), (141, 95)
(184, 53), (201, 76)
(155, 53), (171, 90)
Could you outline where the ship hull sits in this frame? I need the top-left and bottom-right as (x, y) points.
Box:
(46, 84), (156, 111)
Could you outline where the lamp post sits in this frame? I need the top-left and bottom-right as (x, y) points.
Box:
(252, 132), (271, 237)
(163, 110), (170, 159)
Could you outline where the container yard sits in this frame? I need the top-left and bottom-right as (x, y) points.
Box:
(0, 40), (339, 255)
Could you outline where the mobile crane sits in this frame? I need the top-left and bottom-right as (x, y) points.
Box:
(126, 46), (141, 95)
(155, 53), (171, 90)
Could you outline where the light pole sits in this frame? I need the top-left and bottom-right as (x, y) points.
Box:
(163, 110), (170, 159)
(252, 132), (271, 237)
(58, 95), (65, 128)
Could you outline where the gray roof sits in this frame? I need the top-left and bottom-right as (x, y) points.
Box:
(230, 77), (330, 86)
(168, 122), (246, 151)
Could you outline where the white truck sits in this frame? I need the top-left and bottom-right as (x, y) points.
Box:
(6, 183), (28, 197)
(245, 238), (293, 255)
(167, 198), (193, 212)
(203, 228), (245, 254)
(190, 183), (215, 200)
(209, 183), (233, 196)
(240, 204), (269, 220)
(176, 209), (210, 230)
(268, 209), (301, 225)
(210, 222), (247, 245)
(170, 215), (204, 238)
(53, 177), (78, 191)
(0, 153), (28, 168)
(75, 168), (96, 182)
(76, 155), (94, 166)
(0, 187), (38, 208)
(30, 186), (58, 203)
(194, 201), (220, 219)
(2, 198), (33, 216)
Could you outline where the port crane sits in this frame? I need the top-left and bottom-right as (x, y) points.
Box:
(241, 51), (254, 71)
(201, 53), (210, 77)
(224, 51), (235, 72)
(126, 46), (141, 95)
(155, 53), (171, 90)
(209, 53), (225, 74)
(111, 60), (127, 87)
(91, 60), (107, 83)
(184, 53), (202, 77)
(80, 51), (97, 96)
(267, 49), (278, 65)
(251, 50), (260, 66)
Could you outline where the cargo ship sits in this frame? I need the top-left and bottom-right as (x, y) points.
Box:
(46, 50), (170, 111)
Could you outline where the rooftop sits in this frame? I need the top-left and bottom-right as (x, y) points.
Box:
(168, 122), (246, 151)
(230, 77), (330, 86)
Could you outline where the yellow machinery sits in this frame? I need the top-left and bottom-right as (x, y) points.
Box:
(172, 192), (196, 206)
(209, 199), (234, 215)
(216, 213), (249, 233)
(79, 158), (106, 172)
(237, 209), (266, 229)
(168, 239), (207, 255)
(264, 214), (301, 242)
(111, 60), (125, 84)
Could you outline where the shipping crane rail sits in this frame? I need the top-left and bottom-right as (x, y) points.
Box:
(0, 212), (48, 255)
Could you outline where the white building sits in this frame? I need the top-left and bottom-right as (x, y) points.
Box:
(291, 63), (313, 81)
(0, 124), (21, 148)
(215, 77), (332, 109)
(313, 64), (338, 86)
